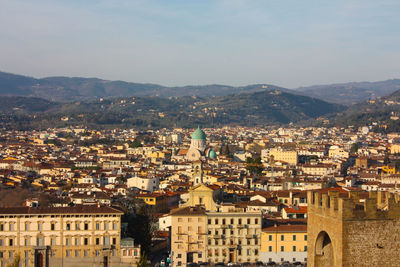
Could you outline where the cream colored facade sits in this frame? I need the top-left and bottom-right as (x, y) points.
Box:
(183, 184), (217, 211)
(170, 206), (262, 266)
(0, 206), (137, 267)
(170, 207), (207, 267)
(206, 211), (261, 264)
(266, 148), (298, 165)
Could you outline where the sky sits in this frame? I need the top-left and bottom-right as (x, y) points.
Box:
(0, 0), (399, 88)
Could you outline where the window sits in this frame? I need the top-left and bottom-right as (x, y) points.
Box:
(112, 238), (116, 245)
(104, 222), (108, 230)
(51, 237), (55, 246)
(9, 223), (14, 231)
(25, 223), (29, 231)
(84, 250), (88, 257)
(208, 239), (211, 245)
(75, 250), (79, 257)
(66, 250), (71, 257)
(51, 223), (55, 231)
(222, 219), (226, 225)
(293, 235), (296, 241)
(304, 246), (307, 251)
(36, 237), (43, 246)
(38, 223), (42, 231)
(231, 218), (234, 224)
(255, 218), (259, 224)
(113, 223), (117, 230)
(268, 235), (272, 241)
(75, 223), (80, 230)
(198, 253), (202, 258)
(84, 238), (88, 245)
(255, 249), (258, 255)
(247, 249), (251, 256)
(96, 238), (100, 245)
(96, 223), (100, 230)
(268, 246), (272, 252)
(95, 250), (100, 256)
(280, 246), (284, 252)
(247, 218), (250, 224)
(9, 239), (13, 246)
(9, 251), (13, 259)
(215, 219), (218, 224)
(66, 223), (71, 231)
(238, 219), (242, 225)
(24, 238), (29, 246)
(177, 253), (182, 258)
(293, 246), (296, 252)
(75, 237), (79, 245)
(304, 234), (307, 241)
(66, 238), (70, 246)
(0, 224), (3, 231)
(84, 223), (89, 230)
(207, 219), (211, 224)
(281, 235), (284, 241)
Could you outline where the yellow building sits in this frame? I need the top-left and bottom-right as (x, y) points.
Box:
(0, 206), (138, 267)
(261, 224), (307, 264)
(268, 148), (298, 165)
(136, 193), (168, 213)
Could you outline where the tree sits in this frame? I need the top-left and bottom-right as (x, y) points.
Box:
(126, 205), (154, 254)
(246, 157), (263, 175)
(137, 252), (151, 267)
(350, 143), (359, 154)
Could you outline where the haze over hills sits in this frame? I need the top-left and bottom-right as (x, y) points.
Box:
(0, 71), (288, 102)
(0, 90), (342, 130)
(1, 71), (400, 105)
(296, 79), (400, 105)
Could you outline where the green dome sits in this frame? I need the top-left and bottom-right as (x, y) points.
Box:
(192, 126), (206, 140)
(208, 149), (217, 159)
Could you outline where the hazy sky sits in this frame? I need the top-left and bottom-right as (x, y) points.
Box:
(0, 0), (399, 88)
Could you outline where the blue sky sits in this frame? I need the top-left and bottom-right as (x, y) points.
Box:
(0, 0), (399, 88)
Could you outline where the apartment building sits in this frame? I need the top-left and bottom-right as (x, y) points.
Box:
(260, 224), (307, 264)
(170, 206), (262, 266)
(0, 205), (137, 267)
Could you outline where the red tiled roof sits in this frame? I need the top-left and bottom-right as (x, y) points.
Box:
(0, 205), (123, 215)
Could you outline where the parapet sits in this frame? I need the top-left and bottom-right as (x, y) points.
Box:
(308, 190), (400, 220)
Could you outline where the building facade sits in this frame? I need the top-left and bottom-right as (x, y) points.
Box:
(170, 206), (262, 266)
(0, 206), (137, 267)
(260, 224), (307, 264)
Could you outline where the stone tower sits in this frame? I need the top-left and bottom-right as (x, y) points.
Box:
(192, 161), (203, 185)
(307, 190), (400, 267)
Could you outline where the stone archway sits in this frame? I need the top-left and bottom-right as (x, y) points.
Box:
(315, 231), (334, 267)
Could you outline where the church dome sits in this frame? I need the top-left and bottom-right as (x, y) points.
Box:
(192, 126), (206, 140)
(208, 149), (217, 159)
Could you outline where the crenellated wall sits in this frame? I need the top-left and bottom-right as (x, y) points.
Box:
(307, 190), (400, 267)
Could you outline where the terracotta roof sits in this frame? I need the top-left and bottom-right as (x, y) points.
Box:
(263, 224), (307, 233)
(170, 206), (206, 216)
(0, 205), (123, 215)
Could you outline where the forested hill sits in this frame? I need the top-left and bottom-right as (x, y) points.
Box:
(0, 71), (290, 102)
(0, 90), (342, 130)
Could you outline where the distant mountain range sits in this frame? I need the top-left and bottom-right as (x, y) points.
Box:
(0, 90), (342, 130)
(1, 71), (399, 105)
(0, 71), (288, 102)
(295, 79), (400, 105)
